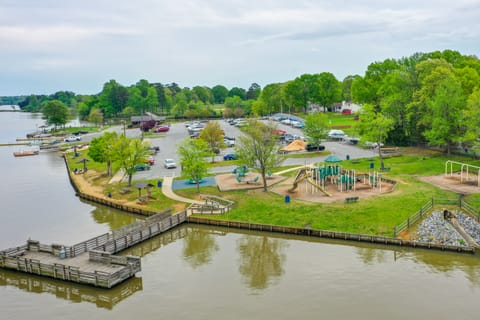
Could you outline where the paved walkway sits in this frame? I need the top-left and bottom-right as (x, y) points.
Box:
(161, 176), (204, 205)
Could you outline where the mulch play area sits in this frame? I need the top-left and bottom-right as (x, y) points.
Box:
(418, 174), (480, 194)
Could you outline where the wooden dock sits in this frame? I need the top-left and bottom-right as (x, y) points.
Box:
(0, 210), (187, 288)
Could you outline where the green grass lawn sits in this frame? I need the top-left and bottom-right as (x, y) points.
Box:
(176, 153), (479, 237)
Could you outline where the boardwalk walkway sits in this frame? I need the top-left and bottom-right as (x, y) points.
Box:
(0, 210), (187, 288)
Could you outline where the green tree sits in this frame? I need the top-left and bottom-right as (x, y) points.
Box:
(256, 83), (286, 115)
(192, 86), (213, 104)
(314, 72), (342, 111)
(199, 122), (225, 162)
(88, 132), (119, 176)
(115, 136), (150, 186)
(284, 74), (318, 113)
(342, 75), (360, 101)
(464, 88), (480, 148)
(246, 83), (261, 100)
(212, 85), (229, 104)
(178, 138), (210, 193)
(145, 86), (159, 112)
(235, 120), (285, 191)
(98, 80), (128, 118)
(228, 87), (247, 100)
(423, 74), (466, 155)
(303, 113), (329, 150)
(357, 104), (394, 169)
(42, 100), (70, 129)
(88, 108), (103, 127)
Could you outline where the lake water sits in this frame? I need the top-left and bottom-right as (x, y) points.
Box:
(0, 109), (479, 320)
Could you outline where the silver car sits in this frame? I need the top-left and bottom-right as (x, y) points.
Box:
(163, 158), (177, 169)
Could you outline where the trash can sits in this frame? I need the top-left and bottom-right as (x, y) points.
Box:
(157, 180), (163, 188)
(346, 154), (350, 160)
(370, 162), (374, 169)
(285, 195), (290, 204)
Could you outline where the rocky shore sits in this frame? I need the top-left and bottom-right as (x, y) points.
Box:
(415, 210), (480, 247)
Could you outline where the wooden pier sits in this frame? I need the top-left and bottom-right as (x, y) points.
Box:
(0, 210), (187, 288)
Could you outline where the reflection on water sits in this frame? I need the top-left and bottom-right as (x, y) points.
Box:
(0, 268), (143, 310)
(87, 199), (142, 231)
(182, 226), (223, 269)
(237, 235), (287, 291)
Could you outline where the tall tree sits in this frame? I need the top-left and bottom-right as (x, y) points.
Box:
(246, 83), (261, 100)
(423, 74), (466, 155)
(303, 113), (329, 150)
(284, 74), (318, 113)
(357, 104), (394, 169)
(235, 120), (285, 191)
(464, 88), (480, 148)
(42, 100), (70, 129)
(88, 108), (104, 127)
(199, 122), (225, 162)
(178, 138), (210, 193)
(115, 136), (150, 186)
(314, 72), (342, 111)
(228, 87), (247, 100)
(212, 85), (229, 104)
(88, 132), (119, 176)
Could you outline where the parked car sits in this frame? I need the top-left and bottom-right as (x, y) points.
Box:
(154, 125), (170, 133)
(328, 129), (346, 139)
(64, 135), (81, 142)
(292, 122), (305, 128)
(223, 154), (238, 161)
(163, 158), (177, 169)
(145, 156), (155, 165)
(306, 144), (326, 152)
(134, 164), (150, 171)
(224, 138), (235, 147)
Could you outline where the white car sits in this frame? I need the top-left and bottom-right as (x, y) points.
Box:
(163, 159), (177, 169)
(224, 138), (235, 147)
(64, 135), (81, 142)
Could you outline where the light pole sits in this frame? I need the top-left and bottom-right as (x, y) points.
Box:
(121, 120), (126, 136)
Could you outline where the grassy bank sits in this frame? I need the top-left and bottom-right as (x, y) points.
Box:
(177, 152), (480, 237)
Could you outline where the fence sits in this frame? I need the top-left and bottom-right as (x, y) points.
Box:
(188, 217), (474, 254)
(393, 197), (479, 236)
(188, 195), (234, 215)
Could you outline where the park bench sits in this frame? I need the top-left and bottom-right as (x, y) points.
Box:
(380, 167), (391, 172)
(350, 159), (360, 164)
(344, 196), (359, 203)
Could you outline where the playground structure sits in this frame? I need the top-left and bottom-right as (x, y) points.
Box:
(445, 160), (480, 187)
(288, 164), (384, 196)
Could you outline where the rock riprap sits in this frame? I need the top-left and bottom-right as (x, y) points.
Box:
(415, 211), (467, 246)
(454, 211), (480, 245)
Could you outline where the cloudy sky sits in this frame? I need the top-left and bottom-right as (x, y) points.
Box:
(0, 0), (479, 95)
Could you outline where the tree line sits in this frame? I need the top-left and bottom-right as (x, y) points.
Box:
(7, 49), (480, 151)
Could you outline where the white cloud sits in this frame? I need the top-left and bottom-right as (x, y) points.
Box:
(0, 0), (479, 95)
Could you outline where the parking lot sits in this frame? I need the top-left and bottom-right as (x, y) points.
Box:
(120, 119), (377, 182)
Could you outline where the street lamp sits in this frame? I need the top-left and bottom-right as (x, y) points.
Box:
(121, 120), (126, 136)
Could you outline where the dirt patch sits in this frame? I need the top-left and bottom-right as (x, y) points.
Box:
(270, 175), (395, 203)
(418, 173), (480, 194)
(216, 173), (287, 191)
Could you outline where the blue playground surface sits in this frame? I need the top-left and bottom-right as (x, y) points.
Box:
(171, 176), (217, 191)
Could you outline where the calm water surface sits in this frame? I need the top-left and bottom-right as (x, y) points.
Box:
(0, 110), (479, 320)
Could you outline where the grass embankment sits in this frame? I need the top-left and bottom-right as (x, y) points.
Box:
(66, 146), (480, 237)
(176, 150), (480, 237)
(65, 150), (186, 213)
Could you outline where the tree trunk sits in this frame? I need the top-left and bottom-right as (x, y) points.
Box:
(107, 160), (112, 176)
(377, 144), (385, 169)
(128, 174), (133, 187)
(261, 169), (268, 192)
(196, 181), (200, 193)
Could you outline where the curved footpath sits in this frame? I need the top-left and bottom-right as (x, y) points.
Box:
(159, 166), (306, 205)
(161, 176), (204, 205)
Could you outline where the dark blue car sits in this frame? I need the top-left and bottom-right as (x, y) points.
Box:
(223, 154), (238, 161)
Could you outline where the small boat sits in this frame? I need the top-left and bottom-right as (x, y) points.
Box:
(13, 150), (39, 157)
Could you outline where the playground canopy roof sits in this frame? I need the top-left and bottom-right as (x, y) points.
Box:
(324, 155), (342, 163)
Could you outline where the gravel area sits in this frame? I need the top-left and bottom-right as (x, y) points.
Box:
(455, 211), (480, 245)
(416, 211), (467, 246)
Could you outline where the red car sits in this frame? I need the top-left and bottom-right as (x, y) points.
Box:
(145, 156), (155, 165)
(154, 125), (170, 133)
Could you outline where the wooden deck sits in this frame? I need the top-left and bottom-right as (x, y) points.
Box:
(0, 210), (187, 288)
